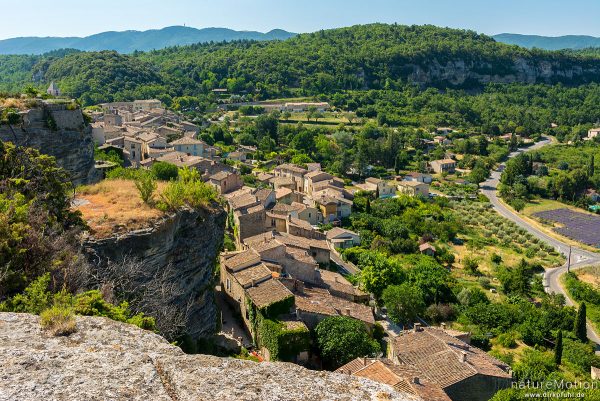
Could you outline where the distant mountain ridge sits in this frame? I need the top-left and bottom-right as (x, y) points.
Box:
(494, 33), (600, 50)
(0, 26), (297, 55)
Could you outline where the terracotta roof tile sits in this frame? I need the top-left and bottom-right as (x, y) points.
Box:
(246, 279), (293, 309)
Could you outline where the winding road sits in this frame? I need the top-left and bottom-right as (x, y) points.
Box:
(480, 137), (600, 345)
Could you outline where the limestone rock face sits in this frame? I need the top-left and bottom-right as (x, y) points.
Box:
(0, 313), (414, 401)
(82, 206), (227, 339)
(403, 57), (600, 87)
(0, 103), (98, 185)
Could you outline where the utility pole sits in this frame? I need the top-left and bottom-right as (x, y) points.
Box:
(567, 246), (572, 273)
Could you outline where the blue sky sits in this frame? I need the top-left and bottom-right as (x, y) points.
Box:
(1, 0), (600, 39)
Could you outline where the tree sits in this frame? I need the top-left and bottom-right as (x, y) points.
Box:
(469, 165), (489, 186)
(382, 283), (425, 325)
(135, 173), (157, 204)
(151, 162), (178, 181)
(574, 302), (587, 342)
(588, 155), (595, 178)
(365, 198), (371, 213)
(315, 316), (380, 369)
(554, 330), (563, 365)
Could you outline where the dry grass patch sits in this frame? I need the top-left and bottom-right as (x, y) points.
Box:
(73, 179), (167, 238)
(40, 306), (77, 336)
(575, 266), (600, 287)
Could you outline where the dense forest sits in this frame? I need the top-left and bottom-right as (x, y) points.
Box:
(4, 24), (600, 103)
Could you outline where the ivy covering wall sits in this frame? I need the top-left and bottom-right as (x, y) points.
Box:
(246, 295), (309, 362)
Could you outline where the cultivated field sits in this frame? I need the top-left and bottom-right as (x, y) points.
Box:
(533, 208), (600, 248)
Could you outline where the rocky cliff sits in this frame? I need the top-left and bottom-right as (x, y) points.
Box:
(82, 206), (227, 340)
(0, 313), (412, 401)
(0, 100), (97, 185)
(403, 57), (598, 87)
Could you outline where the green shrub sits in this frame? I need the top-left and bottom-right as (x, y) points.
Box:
(257, 317), (310, 362)
(496, 331), (518, 348)
(135, 173), (157, 204)
(157, 167), (218, 212)
(315, 316), (380, 369)
(151, 161), (179, 181)
(40, 306), (77, 336)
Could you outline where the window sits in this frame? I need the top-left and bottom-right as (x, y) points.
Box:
(226, 278), (231, 291)
(308, 213), (311, 218)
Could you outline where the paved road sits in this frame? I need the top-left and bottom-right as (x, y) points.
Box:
(480, 137), (600, 345)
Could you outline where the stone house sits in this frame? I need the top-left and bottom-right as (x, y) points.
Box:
(336, 358), (451, 401)
(271, 176), (296, 191)
(397, 181), (430, 198)
(362, 177), (396, 198)
(156, 125), (183, 139)
(254, 188), (276, 209)
(315, 269), (369, 303)
(388, 326), (512, 401)
(273, 164), (308, 192)
(294, 287), (374, 330)
(133, 99), (162, 112)
(104, 113), (123, 127)
(243, 233), (321, 285)
(244, 231), (330, 267)
(170, 137), (206, 157)
(314, 194), (352, 223)
(123, 137), (143, 166)
(403, 172), (433, 184)
(434, 136), (452, 145)
(436, 127), (454, 136)
(588, 128), (600, 139)
(255, 172), (275, 184)
(419, 242), (436, 256)
(228, 151), (247, 162)
(220, 250), (294, 334)
(303, 170), (333, 195)
(275, 187), (294, 204)
(290, 202), (320, 226)
(231, 197), (266, 246)
(326, 227), (361, 249)
(209, 171), (243, 195)
(429, 159), (457, 174)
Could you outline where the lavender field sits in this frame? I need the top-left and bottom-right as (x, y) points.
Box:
(533, 208), (600, 247)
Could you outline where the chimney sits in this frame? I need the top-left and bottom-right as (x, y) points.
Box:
(460, 351), (467, 363)
(345, 307), (351, 316)
(334, 276), (338, 283)
(441, 323), (446, 330)
(412, 377), (420, 385)
(413, 323), (422, 332)
(362, 357), (367, 366)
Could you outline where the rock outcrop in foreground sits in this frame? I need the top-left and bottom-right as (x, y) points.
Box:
(0, 313), (413, 401)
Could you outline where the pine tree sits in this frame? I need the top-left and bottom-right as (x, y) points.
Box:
(554, 330), (563, 365)
(574, 302), (588, 342)
(588, 155), (595, 178)
(365, 198), (371, 213)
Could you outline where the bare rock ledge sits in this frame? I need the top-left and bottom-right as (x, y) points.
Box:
(0, 313), (414, 401)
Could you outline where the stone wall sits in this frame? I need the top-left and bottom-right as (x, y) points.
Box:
(0, 102), (97, 185)
(0, 313), (412, 401)
(82, 206), (227, 339)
